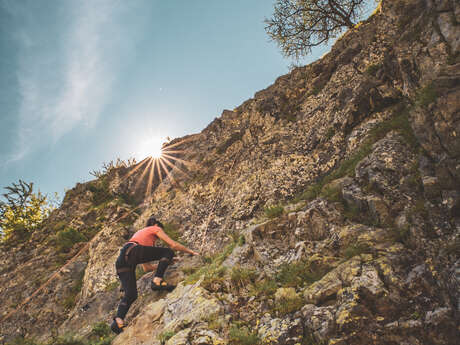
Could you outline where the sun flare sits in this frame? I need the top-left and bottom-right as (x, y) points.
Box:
(135, 136), (166, 161)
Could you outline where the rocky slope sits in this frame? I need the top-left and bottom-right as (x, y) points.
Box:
(1, 0), (459, 344)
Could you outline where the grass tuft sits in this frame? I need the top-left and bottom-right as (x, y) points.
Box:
(229, 323), (260, 345)
(264, 205), (284, 218)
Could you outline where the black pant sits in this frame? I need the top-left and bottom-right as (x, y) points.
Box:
(115, 243), (174, 319)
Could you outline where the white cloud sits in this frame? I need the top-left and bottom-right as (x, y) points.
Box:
(7, 0), (121, 162)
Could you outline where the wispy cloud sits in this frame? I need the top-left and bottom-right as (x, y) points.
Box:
(5, 0), (121, 163)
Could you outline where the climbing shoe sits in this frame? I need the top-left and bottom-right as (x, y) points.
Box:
(111, 319), (124, 334)
(151, 280), (176, 292)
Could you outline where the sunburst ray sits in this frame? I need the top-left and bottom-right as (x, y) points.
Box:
(134, 157), (153, 192)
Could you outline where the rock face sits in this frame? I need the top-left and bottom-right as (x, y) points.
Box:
(0, 0), (459, 344)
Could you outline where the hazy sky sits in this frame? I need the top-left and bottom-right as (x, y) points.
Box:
(0, 0), (372, 199)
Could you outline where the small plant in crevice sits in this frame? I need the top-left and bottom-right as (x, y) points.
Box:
(158, 330), (176, 342)
(276, 260), (331, 288)
(293, 104), (419, 205)
(62, 271), (85, 310)
(55, 228), (87, 253)
(389, 225), (410, 245)
(264, 205), (284, 218)
(365, 63), (382, 77)
(184, 239), (238, 288)
(416, 82), (438, 107)
(249, 278), (278, 298)
(273, 293), (305, 316)
(342, 242), (372, 260)
(230, 266), (258, 290)
(229, 322), (260, 345)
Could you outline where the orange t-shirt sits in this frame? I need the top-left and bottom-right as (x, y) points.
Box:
(128, 225), (161, 246)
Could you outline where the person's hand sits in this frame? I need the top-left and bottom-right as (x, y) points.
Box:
(190, 250), (200, 256)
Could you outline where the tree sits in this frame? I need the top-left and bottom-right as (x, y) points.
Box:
(0, 180), (55, 243)
(265, 0), (369, 59)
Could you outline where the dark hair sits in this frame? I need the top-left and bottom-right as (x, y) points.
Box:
(146, 215), (163, 228)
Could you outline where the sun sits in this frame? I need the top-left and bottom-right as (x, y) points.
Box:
(151, 142), (163, 159)
(135, 136), (166, 161)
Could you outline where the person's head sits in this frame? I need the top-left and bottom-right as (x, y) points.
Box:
(146, 215), (164, 229)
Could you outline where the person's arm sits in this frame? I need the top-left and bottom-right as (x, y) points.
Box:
(156, 228), (199, 256)
(141, 263), (158, 272)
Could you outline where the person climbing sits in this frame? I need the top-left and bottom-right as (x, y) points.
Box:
(111, 215), (199, 334)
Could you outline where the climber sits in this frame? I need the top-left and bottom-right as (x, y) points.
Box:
(111, 215), (199, 334)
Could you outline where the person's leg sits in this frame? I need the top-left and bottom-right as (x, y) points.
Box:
(130, 246), (174, 285)
(115, 270), (138, 324)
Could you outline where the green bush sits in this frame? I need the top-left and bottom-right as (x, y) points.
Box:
(294, 105), (418, 204)
(416, 82), (438, 107)
(276, 260), (329, 288)
(229, 323), (260, 345)
(88, 179), (113, 206)
(365, 63), (381, 77)
(56, 228), (87, 253)
(46, 335), (86, 345)
(342, 243), (372, 260)
(185, 240), (238, 288)
(7, 337), (40, 345)
(250, 278), (277, 298)
(264, 205), (284, 218)
(230, 266), (257, 289)
(158, 330), (176, 342)
(62, 271), (84, 310)
(274, 293), (304, 316)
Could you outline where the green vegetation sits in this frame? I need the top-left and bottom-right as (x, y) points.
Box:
(264, 205), (284, 219)
(135, 266), (148, 280)
(0, 180), (55, 244)
(158, 330), (176, 342)
(184, 239), (238, 288)
(295, 106), (418, 203)
(88, 179), (113, 206)
(276, 260), (330, 288)
(62, 271), (84, 310)
(230, 266), (257, 289)
(249, 279), (278, 299)
(55, 228), (87, 253)
(229, 323), (260, 345)
(6, 323), (113, 345)
(89, 157), (137, 178)
(325, 127), (336, 140)
(342, 242), (372, 260)
(274, 293), (304, 316)
(105, 280), (119, 292)
(389, 225), (410, 245)
(162, 222), (183, 243)
(416, 82), (438, 107)
(365, 63), (381, 77)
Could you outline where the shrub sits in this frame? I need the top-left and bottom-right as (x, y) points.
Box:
(250, 278), (278, 298)
(416, 82), (438, 107)
(88, 179), (113, 206)
(229, 323), (260, 345)
(56, 228), (87, 253)
(62, 271), (84, 310)
(46, 335), (86, 345)
(185, 241), (237, 288)
(365, 63), (381, 77)
(342, 243), (372, 260)
(276, 260), (329, 288)
(264, 205), (284, 218)
(230, 266), (257, 289)
(158, 330), (176, 342)
(274, 293), (304, 316)
(6, 337), (40, 345)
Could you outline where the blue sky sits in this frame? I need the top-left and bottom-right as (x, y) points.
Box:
(0, 0), (373, 199)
